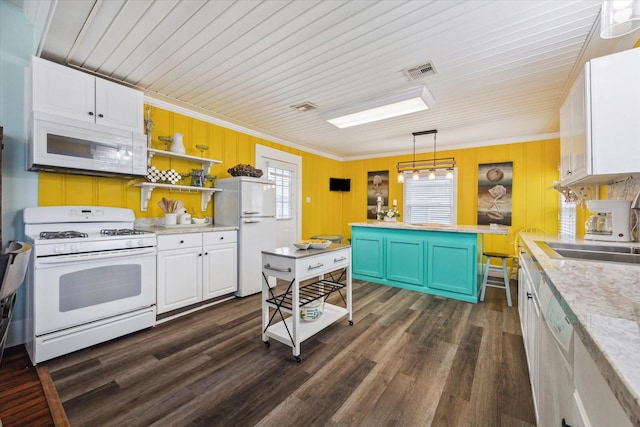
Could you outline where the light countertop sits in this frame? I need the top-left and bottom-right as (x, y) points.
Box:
(521, 232), (640, 425)
(135, 218), (237, 235)
(349, 221), (509, 235)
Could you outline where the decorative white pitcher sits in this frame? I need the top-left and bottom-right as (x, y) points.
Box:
(171, 132), (185, 154)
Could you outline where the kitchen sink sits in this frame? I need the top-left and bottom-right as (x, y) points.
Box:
(536, 241), (640, 264)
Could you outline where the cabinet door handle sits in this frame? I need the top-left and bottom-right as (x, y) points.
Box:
(264, 263), (291, 273)
(527, 292), (533, 299)
(205, 252), (209, 256)
(334, 256), (347, 262)
(219, 236), (224, 240)
(566, 170), (572, 175)
(561, 418), (572, 427)
(180, 240), (184, 244)
(198, 253), (202, 257)
(98, 113), (104, 118)
(308, 263), (324, 270)
(88, 111), (94, 116)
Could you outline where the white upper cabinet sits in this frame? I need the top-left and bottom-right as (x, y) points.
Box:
(32, 56), (143, 133)
(560, 48), (640, 186)
(559, 70), (588, 184)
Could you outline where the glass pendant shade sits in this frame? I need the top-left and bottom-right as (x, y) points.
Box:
(601, 0), (640, 38)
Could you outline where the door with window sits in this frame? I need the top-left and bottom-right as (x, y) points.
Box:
(256, 145), (301, 247)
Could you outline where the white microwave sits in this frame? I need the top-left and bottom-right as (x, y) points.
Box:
(28, 112), (147, 178)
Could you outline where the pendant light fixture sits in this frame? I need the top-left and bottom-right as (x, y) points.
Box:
(396, 129), (456, 183)
(600, 0), (640, 39)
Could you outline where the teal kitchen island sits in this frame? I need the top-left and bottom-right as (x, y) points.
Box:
(349, 222), (508, 303)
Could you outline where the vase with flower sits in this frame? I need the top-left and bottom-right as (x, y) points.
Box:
(377, 207), (401, 221)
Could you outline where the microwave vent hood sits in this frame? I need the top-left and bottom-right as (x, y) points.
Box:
(28, 114), (148, 179)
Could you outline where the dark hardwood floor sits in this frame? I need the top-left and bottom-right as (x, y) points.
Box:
(37, 279), (535, 426)
(0, 345), (68, 427)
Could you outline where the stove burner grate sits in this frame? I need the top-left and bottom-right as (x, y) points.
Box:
(100, 229), (147, 236)
(40, 231), (89, 239)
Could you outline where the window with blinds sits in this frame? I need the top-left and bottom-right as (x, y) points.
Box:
(558, 193), (577, 237)
(403, 170), (458, 225)
(267, 166), (293, 220)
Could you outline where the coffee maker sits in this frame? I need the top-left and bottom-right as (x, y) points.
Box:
(585, 200), (631, 242)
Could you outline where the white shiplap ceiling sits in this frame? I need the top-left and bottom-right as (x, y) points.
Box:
(33, 0), (639, 159)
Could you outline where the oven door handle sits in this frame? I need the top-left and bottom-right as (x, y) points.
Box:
(36, 246), (157, 265)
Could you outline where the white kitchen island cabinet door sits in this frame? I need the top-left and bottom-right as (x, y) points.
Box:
(157, 246), (203, 314)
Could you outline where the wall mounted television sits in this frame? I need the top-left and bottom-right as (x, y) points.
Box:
(329, 177), (351, 192)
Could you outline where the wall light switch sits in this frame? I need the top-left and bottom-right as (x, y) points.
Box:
(306, 196), (311, 203)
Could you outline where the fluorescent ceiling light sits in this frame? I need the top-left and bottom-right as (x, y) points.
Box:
(324, 86), (434, 128)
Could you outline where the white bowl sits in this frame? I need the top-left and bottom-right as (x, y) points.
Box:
(309, 240), (331, 249)
(191, 217), (209, 225)
(293, 242), (310, 250)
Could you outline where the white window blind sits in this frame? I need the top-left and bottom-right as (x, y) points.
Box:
(558, 193), (577, 237)
(403, 170), (458, 225)
(267, 166), (293, 220)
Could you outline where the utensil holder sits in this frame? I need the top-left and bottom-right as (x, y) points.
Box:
(165, 213), (177, 225)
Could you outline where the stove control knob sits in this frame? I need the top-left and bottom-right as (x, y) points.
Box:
(70, 244), (80, 252)
(54, 245), (65, 253)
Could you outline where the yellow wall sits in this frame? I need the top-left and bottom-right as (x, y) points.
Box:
(39, 106), (559, 256)
(343, 139), (559, 254)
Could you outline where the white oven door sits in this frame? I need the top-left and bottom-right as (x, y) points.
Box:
(33, 252), (156, 335)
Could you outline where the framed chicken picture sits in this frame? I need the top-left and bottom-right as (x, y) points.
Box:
(477, 162), (513, 226)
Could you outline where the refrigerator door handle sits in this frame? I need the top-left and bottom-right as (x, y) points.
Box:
(243, 219), (261, 224)
(243, 210), (260, 215)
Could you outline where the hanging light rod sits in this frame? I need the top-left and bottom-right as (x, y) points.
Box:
(396, 129), (456, 174)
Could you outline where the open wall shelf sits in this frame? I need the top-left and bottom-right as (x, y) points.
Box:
(134, 148), (224, 212)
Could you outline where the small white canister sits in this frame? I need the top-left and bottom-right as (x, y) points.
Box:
(178, 210), (191, 225)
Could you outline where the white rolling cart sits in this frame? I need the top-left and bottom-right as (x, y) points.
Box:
(261, 244), (353, 362)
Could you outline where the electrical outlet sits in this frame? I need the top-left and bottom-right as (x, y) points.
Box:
(306, 196), (311, 203)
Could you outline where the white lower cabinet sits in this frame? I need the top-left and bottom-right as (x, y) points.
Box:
(573, 335), (633, 427)
(519, 244), (633, 427)
(202, 231), (237, 299)
(157, 230), (237, 314)
(518, 250), (541, 422)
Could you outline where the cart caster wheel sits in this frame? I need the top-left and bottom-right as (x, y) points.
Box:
(295, 356), (302, 363)
(349, 320), (354, 326)
(263, 341), (270, 348)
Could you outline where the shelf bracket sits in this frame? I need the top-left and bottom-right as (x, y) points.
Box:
(139, 185), (154, 212)
(201, 189), (215, 212)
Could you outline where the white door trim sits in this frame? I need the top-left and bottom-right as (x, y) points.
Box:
(255, 145), (302, 242)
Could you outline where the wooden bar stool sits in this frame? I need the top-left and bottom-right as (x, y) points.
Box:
(480, 251), (512, 306)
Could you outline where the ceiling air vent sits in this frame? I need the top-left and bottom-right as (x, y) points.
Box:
(403, 61), (437, 81)
(290, 102), (318, 112)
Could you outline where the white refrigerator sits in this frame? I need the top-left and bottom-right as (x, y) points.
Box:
(214, 177), (277, 297)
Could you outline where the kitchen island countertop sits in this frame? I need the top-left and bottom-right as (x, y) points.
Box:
(349, 221), (509, 235)
(521, 232), (640, 425)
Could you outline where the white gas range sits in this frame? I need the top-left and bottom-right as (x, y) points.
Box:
(23, 206), (157, 364)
